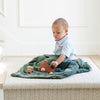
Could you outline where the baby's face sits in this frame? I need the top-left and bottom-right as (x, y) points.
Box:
(52, 23), (68, 41)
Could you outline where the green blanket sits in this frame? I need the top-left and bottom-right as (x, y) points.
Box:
(11, 54), (91, 79)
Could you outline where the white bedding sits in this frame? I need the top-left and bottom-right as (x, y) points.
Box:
(3, 57), (100, 89)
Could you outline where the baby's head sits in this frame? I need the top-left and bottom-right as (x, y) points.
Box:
(52, 18), (68, 41)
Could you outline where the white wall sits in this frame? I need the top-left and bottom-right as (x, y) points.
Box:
(0, 0), (100, 56)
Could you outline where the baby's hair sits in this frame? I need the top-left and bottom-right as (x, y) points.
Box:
(52, 18), (68, 29)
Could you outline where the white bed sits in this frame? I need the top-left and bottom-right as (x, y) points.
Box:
(3, 57), (100, 100)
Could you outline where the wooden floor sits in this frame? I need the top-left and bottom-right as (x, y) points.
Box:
(0, 55), (100, 89)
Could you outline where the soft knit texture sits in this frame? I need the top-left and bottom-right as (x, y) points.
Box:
(11, 54), (91, 79)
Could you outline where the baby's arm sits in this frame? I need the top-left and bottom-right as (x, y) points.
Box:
(50, 54), (66, 67)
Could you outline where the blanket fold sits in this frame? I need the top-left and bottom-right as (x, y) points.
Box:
(11, 54), (91, 79)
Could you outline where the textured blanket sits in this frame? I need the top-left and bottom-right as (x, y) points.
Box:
(11, 54), (91, 79)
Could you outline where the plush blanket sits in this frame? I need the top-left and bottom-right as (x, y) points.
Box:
(11, 54), (91, 79)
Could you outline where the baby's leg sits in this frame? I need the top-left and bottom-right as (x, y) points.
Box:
(63, 61), (79, 76)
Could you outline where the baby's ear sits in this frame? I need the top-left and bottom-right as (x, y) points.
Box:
(65, 29), (68, 33)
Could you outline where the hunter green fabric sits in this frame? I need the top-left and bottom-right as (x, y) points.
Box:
(11, 54), (91, 79)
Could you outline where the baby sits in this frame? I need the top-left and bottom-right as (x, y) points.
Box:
(27, 18), (76, 73)
(50, 18), (76, 68)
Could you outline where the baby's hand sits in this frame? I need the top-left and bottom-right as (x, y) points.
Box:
(27, 66), (33, 74)
(50, 61), (58, 68)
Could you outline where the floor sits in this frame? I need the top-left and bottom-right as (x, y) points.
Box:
(0, 55), (100, 100)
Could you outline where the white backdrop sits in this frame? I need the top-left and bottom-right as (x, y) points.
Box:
(0, 0), (100, 56)
(19, 0), (87, 27)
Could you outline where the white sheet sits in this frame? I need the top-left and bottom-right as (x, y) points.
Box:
(3, 57), (100, 89)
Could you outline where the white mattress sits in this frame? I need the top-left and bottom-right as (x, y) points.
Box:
(3, 57), (100, 89)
